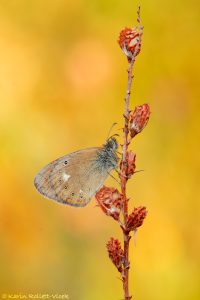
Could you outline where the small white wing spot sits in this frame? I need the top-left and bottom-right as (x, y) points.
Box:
(63, 173), (71, 182)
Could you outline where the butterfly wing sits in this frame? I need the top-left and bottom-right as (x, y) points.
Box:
(34, 148), (113, 207)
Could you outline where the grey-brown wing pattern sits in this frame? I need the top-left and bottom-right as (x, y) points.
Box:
(34, 148), (110, 207)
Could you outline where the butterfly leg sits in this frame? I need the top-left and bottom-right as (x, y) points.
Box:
(107, 171), (121, 185)
(113, 167), (123, 178)
(116, 150), (122, 155)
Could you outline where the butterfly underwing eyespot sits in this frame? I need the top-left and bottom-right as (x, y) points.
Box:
(34, 137), (119, 207)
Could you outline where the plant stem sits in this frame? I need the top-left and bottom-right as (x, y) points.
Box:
(120, 51), (138, 300)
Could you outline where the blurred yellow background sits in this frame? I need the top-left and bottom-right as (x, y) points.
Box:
(0, 1), (199, 299)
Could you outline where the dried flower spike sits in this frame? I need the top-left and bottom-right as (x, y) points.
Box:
(107, 238), (124, 272)
(96, 186), (122, 221)
(118, 27), (141, 62)
(126, 206), (147, 232)
(130, 104), (150, 138)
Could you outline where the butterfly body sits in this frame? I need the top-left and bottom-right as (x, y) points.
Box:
(34, 137), (119, 207)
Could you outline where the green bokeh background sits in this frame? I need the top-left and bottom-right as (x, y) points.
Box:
(0, 1), (199, 299)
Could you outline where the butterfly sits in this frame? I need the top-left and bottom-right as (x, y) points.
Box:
(34, 137), (119, 207)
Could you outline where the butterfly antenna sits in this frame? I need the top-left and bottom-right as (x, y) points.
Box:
(106, 122), (117, 140)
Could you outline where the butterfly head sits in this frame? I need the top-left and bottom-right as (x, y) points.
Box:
(104, 136), (118, 152)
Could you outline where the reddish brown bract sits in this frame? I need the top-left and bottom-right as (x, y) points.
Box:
(95, 186), (122, 221)
(129, 104), (150, 138)
(120, 151), (136, 179)
(118, 27), (141, 62)
(126, 206), (147, 232)
(107, 238), (124, 273)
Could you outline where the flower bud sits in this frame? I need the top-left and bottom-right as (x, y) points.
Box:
(129, 104), (150, 138)
(106, 238), (124, 272)
(126, 206), (147, 232)
(118, 27), (141, 62)
(95, 186), (122, 221)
